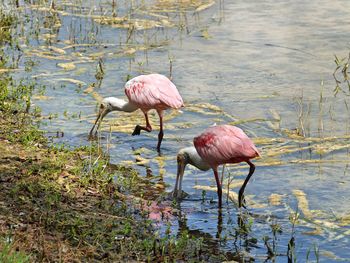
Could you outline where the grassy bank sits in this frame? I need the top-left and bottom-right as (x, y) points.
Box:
(0, 5), (230, 262)
(0, 76), (225, 262)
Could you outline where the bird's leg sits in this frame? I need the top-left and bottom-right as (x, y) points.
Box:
(132, 112), (152, 136)
(217, 209), (223, 239)
(156, 112), (164, 152)
(213, 168), (222, 208)
(238, 160), (255, 208)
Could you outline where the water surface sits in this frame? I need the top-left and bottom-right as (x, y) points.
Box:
(9, 0), (350, 261)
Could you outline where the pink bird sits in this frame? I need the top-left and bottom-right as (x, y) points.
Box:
(173, 125), (260, 208)
(89, 73), (184, 151)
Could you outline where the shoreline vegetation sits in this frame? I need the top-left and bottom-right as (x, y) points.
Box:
(0, 4), (228, 261)
(0, 77), (225, 262)
(3, 1), (350, 261)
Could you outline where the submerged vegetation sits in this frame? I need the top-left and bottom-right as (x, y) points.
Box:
(333, 52), (350, 96)
(0, 76), (228, 261)
(1, 0), (350, 262)
(0, 2), (233, 260)
(0, 8), (16, 45)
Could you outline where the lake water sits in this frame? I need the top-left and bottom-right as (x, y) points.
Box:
(10, 0), (350, 261)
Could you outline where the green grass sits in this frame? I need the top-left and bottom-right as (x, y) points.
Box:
(0, 73), (224, 262)
(0, 8), (16, 45)
(0, 241), (30, 263)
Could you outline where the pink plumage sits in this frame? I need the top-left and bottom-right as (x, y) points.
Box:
(125, 74), (184, 112)
(89, 73), (184, 151)
(122, 73), (184, 151)
(193, 125), (260, 208)
(194, 125), (260, 168)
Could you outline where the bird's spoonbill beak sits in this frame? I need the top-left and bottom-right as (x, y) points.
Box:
(89, 104), (110, 138)
(173, 154), (187, 199)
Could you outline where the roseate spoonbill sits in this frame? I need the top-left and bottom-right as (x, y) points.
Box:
(89, 73), (184, 151)
(173, 125), (260, 208)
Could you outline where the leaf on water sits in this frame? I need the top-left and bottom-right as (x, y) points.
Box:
(266, 121), (280, 131)
(56, 78), (86, 86)
(40, 33), (57, 41)
(92, 92), (103, 102)
(57, 62), (76, 71)
(267, 108), (281, 130)
(135, 156), (150, 166)
(88, 51), (107, 59)
(133, 147), (152, 155)
(336, 214), (350, 226)
(228, 118), (268, 126)
(94, 16), (168, 30)
(75, 67), (88, 75)
(165, 122), (193, 129)
(333, 229), (350, 241)
(124, 48), (136, 55)
(319, 250), (339, 260)
(163, 109), (181, 121)
(25, 49), (70, 61)
(200, 28), (212, 39)
(63, 40), (72, 45)
(195, 1), (215, 12)
(266, 145), (313, 157)
(152, 0), (215, 12)
(153, 156), (168, 176)
(93, 16), (126, 26)
(137, 10), (170, 20)
(269, 108), (281, 121)
(133, 19), (162, 30)
(120, 160), (134, 166)
(252, 137), (286, 145)
(0, 68), (20, 73)
(186, 104), (222, 116)
(193, 185), (266, 208)
(194, 103), (223, 112)
(33, 95), (53, 100)
(160, 19), (174, 27)
(84, 85), (95, 94)
(292, 189), (312, 218)
(313, 142), (350, 155)
(268, 193), (285, 206)
(49, 46), (66, 55)
(302, 227), (323, 236)
(281, 128), (305, 139)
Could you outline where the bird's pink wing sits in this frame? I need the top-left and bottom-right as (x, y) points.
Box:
(194, 125), (260, 166)
(125, 74), (183, 111)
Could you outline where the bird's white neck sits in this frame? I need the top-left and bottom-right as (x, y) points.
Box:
(103, 97), (138, 113)
(180, 146), (211, 171)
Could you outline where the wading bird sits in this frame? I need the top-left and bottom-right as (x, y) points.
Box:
(173, 125), (260, 208)
(89, 73), (184, 151)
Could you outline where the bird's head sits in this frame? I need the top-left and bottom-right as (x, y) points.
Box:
(176, 148), (191, 180)
(177, 146), (211, 174)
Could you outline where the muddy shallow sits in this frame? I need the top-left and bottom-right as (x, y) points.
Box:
(15, 0), (350, 261)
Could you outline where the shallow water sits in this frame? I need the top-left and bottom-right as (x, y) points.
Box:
(7, 0), (350, 261)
